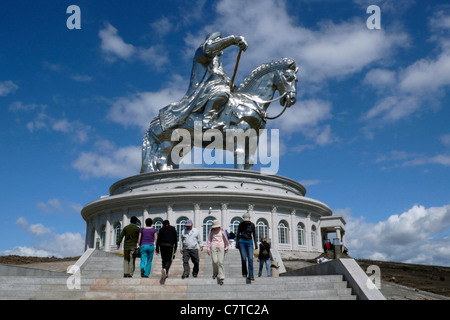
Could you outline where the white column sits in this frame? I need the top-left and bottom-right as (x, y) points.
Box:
(290, 209), (296, 250)
(93, 214), (100, 249)
(84, 219), (91, 250)
(122, 209), (127, 227)
(143, 206), (149, 225)
(335, 227), (342, 241)
(167, 205), (173, 224)
(271, 206), (278, 249)
(248, 204), (255, 222)
(120, 209), (127, 250)
(104, 212), (112, 252)
(306, 212), (311, 252)
(221, 203), (228, 231)
(194, 203), (201, 229)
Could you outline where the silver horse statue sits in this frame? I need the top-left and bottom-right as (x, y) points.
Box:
(141, 32), (298, 173)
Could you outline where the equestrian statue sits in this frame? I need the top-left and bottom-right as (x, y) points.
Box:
(140, 32), (298, 173)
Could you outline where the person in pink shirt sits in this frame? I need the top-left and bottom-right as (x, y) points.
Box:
(206, 220), (229, 285)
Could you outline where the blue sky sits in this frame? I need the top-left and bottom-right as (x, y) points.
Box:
(1, 0), (449, 266)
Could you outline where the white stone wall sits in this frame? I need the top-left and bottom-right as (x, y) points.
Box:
(82, 169), (342, 254)
(85, 202), (326, 254)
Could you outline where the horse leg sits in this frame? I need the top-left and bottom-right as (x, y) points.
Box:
(156, 141), (176, 171)
(229, 120), (259, 170)
(141, 132), (159, 173)
(244, 134), (258, 170)
(203, 92), (229, 129)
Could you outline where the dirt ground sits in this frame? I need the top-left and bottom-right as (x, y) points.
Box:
(284, 251), (450, 298)
(0, 255), (79, 265)
(2, 254), (449, 298)
(355, 259), (450, 298)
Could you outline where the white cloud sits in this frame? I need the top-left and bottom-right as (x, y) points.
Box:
(440, 134), (450, 147)
(277, 99), (332, 131)
(6, 218), (85, 258)
(363, 9), (450, 126)
(274, 99), (334, 145)
(340, 204), (450, 266)
(51, 119), (92, 143)
(0, 246), (53, 258)
(0, 233), (84, 258)
(108, 75), (186, 130)
(72, 142), (140, 179)
(151, 17), (173, 37)
(196, 0), (408, 84)
(36, 199), (82, 215)
(429, 9), (450, 31)
(99, 23), (135, 60)
(16, 217), (52, 237)
(37, 199), (63, 214)
(70, 74), (93, 82)
(299, 179), (320, 187)
(399, 52), (450, 94)
(364, 95), (421, 122)
(24, 113), (92, 143)
(35, 232), (85, 258)
(363, 68), (396, 89)
(373, 149), (450, 169)
(9, 101), (46, 112)
(0, 80), (18, 96)
(402, 154), (450, 167)
(10, 100), (93, 143)
(99, 22), (169, 68)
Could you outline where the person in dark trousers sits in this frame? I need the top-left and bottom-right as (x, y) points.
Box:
(155, 220), (178, 284)
(116, 216), (140, 278)
(180, 220), (203, 279)
(236, 212), (257, 280)
(257, 237), (271, 277)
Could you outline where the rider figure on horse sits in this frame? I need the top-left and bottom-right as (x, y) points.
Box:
(158, 32), (248, 131)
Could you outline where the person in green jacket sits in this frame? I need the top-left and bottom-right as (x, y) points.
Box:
(116, 216), (140, 277)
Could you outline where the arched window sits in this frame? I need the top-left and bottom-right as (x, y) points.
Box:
(297, 223), (305, 246)
(203, 216), (216, 242)
(114, 222), (121, 247)
(256, 219), (268, 242)
(100, 225), (106, 248)
(311, 225), (317, 248)
(153, 218), (163, 233)
(176, 217), (188, 238)
(230, 217), (243, 235)
(278, 221), (289, 244)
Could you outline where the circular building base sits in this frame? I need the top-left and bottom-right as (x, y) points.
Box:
(81, 169), (345, 254)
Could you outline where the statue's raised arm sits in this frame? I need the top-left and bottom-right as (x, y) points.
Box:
(158, 33), (248, 132)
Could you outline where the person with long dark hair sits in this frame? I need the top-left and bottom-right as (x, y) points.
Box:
(236, 213), (257, 280)
(155, 220), (177, 284)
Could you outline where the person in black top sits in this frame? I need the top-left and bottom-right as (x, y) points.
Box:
(155, 220), (178, 283)
(257, 237), (271, 277)
(236, 213), (257, 280)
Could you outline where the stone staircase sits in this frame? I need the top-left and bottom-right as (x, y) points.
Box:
(0, 249), (357, 300)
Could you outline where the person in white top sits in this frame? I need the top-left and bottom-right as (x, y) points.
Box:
(180, 220), (203, 278)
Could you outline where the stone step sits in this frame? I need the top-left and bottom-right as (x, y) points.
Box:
(0, 249), (357, 300)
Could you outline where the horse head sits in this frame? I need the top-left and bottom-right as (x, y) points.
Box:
(275, 59), (298, 108)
